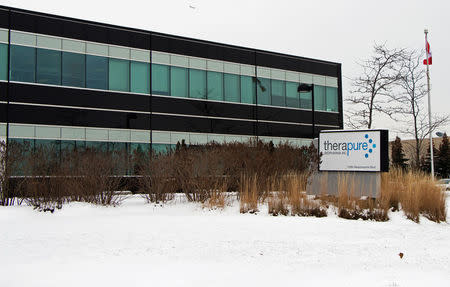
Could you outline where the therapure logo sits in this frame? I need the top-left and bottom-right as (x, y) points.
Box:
(322, 133), (377, 158)
(363, 134), (377, 158)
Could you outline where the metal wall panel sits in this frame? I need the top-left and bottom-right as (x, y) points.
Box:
(8, 83), (151, 112)
(7, 104), (150, 130)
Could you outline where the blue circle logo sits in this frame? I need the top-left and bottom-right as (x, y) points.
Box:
(363, 134), (376, 159)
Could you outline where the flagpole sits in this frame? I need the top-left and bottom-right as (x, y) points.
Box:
(424, 28), (434, 180)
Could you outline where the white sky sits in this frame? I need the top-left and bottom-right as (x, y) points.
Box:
(1, 0), (449, 139)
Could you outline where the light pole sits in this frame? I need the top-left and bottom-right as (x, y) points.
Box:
(298, 84), (315, 137)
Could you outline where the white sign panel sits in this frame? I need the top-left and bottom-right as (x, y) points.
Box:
(319, 130), (381, 172)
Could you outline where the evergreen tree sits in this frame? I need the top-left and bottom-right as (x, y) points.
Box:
(437, 133), (450, 178)
(420, 141), (438, 174)
(391, 136), (408, 169)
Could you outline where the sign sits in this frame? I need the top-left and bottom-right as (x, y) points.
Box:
(319, 130), (389, 172)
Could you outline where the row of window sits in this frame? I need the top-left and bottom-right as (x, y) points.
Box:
(3, 44), (338, 112)
(4, 123), (312, 147)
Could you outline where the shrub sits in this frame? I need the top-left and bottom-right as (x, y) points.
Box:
(138, 153), (175, 204)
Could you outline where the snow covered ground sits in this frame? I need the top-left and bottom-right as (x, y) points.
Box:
(1, 194), (449, 287)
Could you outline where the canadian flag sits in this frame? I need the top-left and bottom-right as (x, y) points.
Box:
(423, 39), (432, 65)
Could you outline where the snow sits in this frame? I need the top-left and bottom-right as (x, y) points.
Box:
(1, 194), (449, 287)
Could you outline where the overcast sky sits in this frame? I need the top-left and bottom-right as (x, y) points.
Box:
(1, 0), (449, 139)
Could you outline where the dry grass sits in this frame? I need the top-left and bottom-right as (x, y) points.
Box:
(286, 172), (327, 217)
(330, 169), (445, 222)
(239, 174), (259, 214)
(381, 169), (446, 223)
(267, 176), (289, 216)
(203, 180), (228, 210)
(336, 173), (389, 221)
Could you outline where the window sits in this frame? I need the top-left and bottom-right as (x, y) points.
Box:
(170, 66), (188, 98)
(271, 79), (285, 107)
(257, 77), (271, 105)
(36, 49), (61, 85)
(240, 76), (256, 104)
(224, 73), (240, 103)
(0, 44), (7, 81)
(61, 140), (77, 152)
(286, 81), (299, 108)
(86, 55), (108, 90)
(85, 141), (108, 152)
(130, 61), (150, 94)
(207, 71), (223, 101)
(314, 85), (326, 111)
(62, 52), (85, 87)
(10, 45), (36, 83)
(326, 87), (338, 112)
(300, 90), (312, 110)
(152, 143), (174, 155)
(189, 69), (206, 99)
(152, 64), (169, 95)
(109, 58), (130, 92)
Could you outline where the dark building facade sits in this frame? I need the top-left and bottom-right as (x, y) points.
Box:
(0, 6), (342, 154)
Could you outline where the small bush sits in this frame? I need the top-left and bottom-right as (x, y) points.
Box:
(138, 153), (175, 204)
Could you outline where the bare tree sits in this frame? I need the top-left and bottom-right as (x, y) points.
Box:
(347, 43), (405, 129)
(390, 49), (449, 169)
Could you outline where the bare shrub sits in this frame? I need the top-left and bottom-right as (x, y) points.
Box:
(65, 149), (126, 206)
(17, 144), (65, 212)
(0, 140), (8, 206)
(18, 147), (127, 210)
(138, 153), (175, 204)
(1, 140), (34, 206)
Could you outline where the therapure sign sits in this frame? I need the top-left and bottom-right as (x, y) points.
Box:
(319, 130), (389, 172)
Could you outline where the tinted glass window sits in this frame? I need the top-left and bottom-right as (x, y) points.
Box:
(0, 44), (7, 81)
(240, 76), (256, 104)
(10, 45), (36, 83)
(170, 66), (188, 98)
(286, 81), (299, 108)
(86, 55), (108, 90)
(62, 52), (85, 87)
(257, 77), (271, 105)
(314, 85), (326, 111)
(152, 64), (169, 95)
(300, 91), (312, 109)
(130, 61), (150, 94)
(224, 73), (240, 103)
(271, 79), (285, 107)
(189, 69), (206, 99)
(109, 58), (130, 92)
(207, 71), (223, 101)
(326, 87), (338, 112)
(37, 49), (61, 85)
